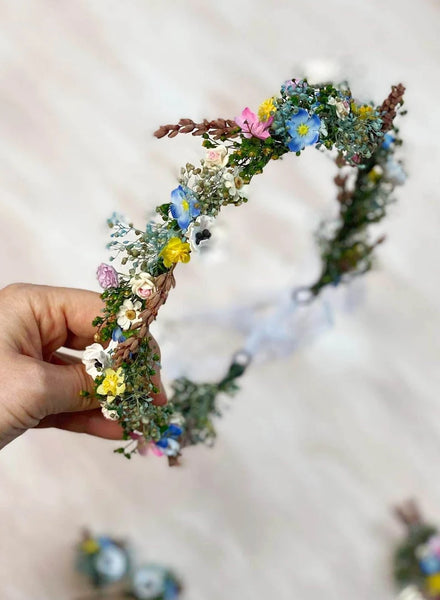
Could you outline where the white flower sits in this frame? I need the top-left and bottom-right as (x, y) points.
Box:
(187, 215), (215, 253)
(95, 545), (128, 582)
(101, 405), (119, 421)
(117, 299), (143, 330)
(223, 171), (246, 200)
(204, 145), (228, 168)
(170, 412), (185, 427)
(328, 96), (350, 119)
(162, 438), (180, 457)
(130, 272), (157, 300)
(398, 585), (425, 600)
(82, 343), (112, 379)
(383, 158), (406, 186)
(131, 565), (165, 599)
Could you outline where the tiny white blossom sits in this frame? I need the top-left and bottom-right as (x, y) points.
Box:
(82, 343), (112, 379)
(117, 299), (143, 330)
(95, 545), (128, 581)
(162, 438), (180, 457)
(187, 215), (215, 253)
(319, 120), (328, 137)
(328, 96), (350, 119)
(398, 585), (425, 600)
(101, 405), (119, 421)
(223, 171), (246, 200)
(131, 565), (165, 599)
(383, 159), (406, 186)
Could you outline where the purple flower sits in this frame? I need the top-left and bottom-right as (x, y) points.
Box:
(235, 107), (273, 140)
(97, 263), (119, 289)
(281, 79), (300, 95)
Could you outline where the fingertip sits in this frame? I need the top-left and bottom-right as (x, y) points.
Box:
(151, 379), (168, 406)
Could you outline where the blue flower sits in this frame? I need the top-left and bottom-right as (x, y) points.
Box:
(164, 577), (180, 599)
(382, 133), (395, 150)
(155, 424), (183, 457)
(112, 326), (126, 343)
(96, 536), (114, 549)
(419, 554), (440, 575)
(286, 108), (321, 152)
(170, 186), (200, 230)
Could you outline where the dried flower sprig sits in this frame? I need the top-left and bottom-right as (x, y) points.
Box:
(380, 83), (406, 133)
(83, 78), (406, 461)
(154, 118), (240, 140)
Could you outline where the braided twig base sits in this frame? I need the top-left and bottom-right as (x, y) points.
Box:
(112, 268), (176, 368)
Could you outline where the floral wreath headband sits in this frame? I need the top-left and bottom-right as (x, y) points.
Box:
(393, 501), (440, 600)
(76, 530), (181, 599)
(81, 78), (406, 462)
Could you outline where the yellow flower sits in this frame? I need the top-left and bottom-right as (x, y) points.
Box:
(367, 165), (383, 183)
(81, 538), (100, 554)
(258, 97), (276, 122)
(96, 367), (126, 402)
(159, 237), (191, 268)
(427, 574), (440, 595)
(351, 102), (376, 120)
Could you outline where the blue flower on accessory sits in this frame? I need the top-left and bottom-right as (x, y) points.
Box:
(382, 133), (395, 150)
(112, 326), (126, 343)
(170, 185), (200, 230)
(155, 424), (183, 457)
(419, 553), (440, 575)
(164, 577), (180, 599)
(286, 108), (321, 152)
(97, 536), (113, 548)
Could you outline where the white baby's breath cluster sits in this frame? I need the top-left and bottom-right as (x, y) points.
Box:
(178, 146), (247, 218)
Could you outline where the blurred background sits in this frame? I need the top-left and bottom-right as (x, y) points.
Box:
(0, 1), (439, 598)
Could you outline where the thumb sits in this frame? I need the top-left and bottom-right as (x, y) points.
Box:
(41, 356), (167, 416)
(42, 361), (101, 414)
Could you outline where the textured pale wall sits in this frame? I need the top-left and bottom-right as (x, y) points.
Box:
(0, 1), (440, 599)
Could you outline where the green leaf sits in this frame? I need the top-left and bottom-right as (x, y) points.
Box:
(156, 203), (171, 220)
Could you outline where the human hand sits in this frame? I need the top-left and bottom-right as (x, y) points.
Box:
(0, 283), (166, 450)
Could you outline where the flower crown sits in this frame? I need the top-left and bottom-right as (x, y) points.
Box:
(82, 78), (406, 462)
(77, 529), (181, 598)
(394, 501), (440, 600)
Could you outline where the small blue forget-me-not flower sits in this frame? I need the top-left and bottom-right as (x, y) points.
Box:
(286, 108), (321, 152)
(170, 186), (200, 230)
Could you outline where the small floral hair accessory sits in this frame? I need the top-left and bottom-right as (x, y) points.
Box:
(76, 530), (182, 599)
(76, 530), (130, 589)
(83, 78), (406, 461)
(130, 564), (181, 600)
(393, 501), (440, 599)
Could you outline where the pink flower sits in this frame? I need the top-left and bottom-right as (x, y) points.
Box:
(97, 263), (119, 289)
(282, 79), (299, 93)
(130, 432), (149, 456)
(150, 444), (164, 457)
(129, 432), (164, 457)
(235, 107), (273, 140)
(205, 145), (228, 168)
(130, 272), (156, 300)
(428, 535), (440, 557)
